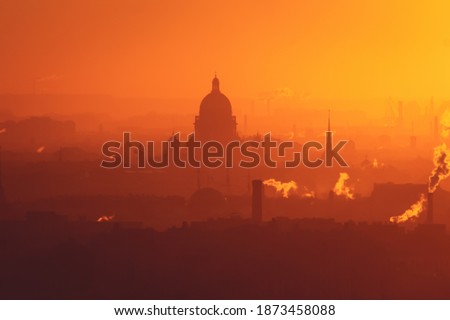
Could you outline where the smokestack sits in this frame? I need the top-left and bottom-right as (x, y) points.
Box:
(252, 180), (263, 222)
(326, 110), (333, 166)
(427, 192), (434, 224)
(327, 109), (331, 132)
(328, 189), (334, 203)
(410, 121), (417, 148)
(196, 169), (201, 190)
(244, 114), (248, 135)
(226, 169), (230, 195)
(398, 101), (403, 127)
(434, 116), (439, 142)
(410, 136), (417, 149)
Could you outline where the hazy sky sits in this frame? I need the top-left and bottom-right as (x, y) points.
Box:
(1, 0), (449, 100)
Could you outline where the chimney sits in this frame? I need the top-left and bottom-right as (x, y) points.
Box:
(410, 135), (417, 149)
(434, 116), (439, 142)
(328, 189), (334, 203)
(427, 192), (434, 224)
(252, 180), (263, 222)
(397, 101), (403, 127)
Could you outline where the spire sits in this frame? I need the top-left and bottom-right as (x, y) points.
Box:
(328, 109), (331, 131)
(212, 73), (220, 92)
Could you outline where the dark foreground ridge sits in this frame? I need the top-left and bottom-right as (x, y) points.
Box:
(0, 212), (448, 299)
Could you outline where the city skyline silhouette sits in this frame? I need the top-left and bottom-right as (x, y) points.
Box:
(1, 0), (450, 301)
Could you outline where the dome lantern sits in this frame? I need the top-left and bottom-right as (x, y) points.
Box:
(212, 74), (220, 92)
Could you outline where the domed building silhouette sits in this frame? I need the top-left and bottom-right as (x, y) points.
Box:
(187, 187), (229, 220)
(194, 75), (237, 142)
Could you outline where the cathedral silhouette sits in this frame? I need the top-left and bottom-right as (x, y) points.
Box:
(194, 75), (237, 143)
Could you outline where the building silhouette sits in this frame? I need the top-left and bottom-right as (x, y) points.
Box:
(252, 179), (263, 222)
(194, 75), (237, 142)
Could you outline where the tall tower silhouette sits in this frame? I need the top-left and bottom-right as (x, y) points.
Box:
(326, 109), (333, 166)
(328, 109), (331, 132)
(252, 180), (263, 222)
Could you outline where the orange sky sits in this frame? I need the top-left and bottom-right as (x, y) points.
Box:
(0, 0), (449, 100)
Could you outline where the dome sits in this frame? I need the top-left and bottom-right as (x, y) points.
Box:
(187, 187), (228, 220)
(194, 75), (237, 142)
(199, 76), (232, 118)
(199, 92), (232, 118)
